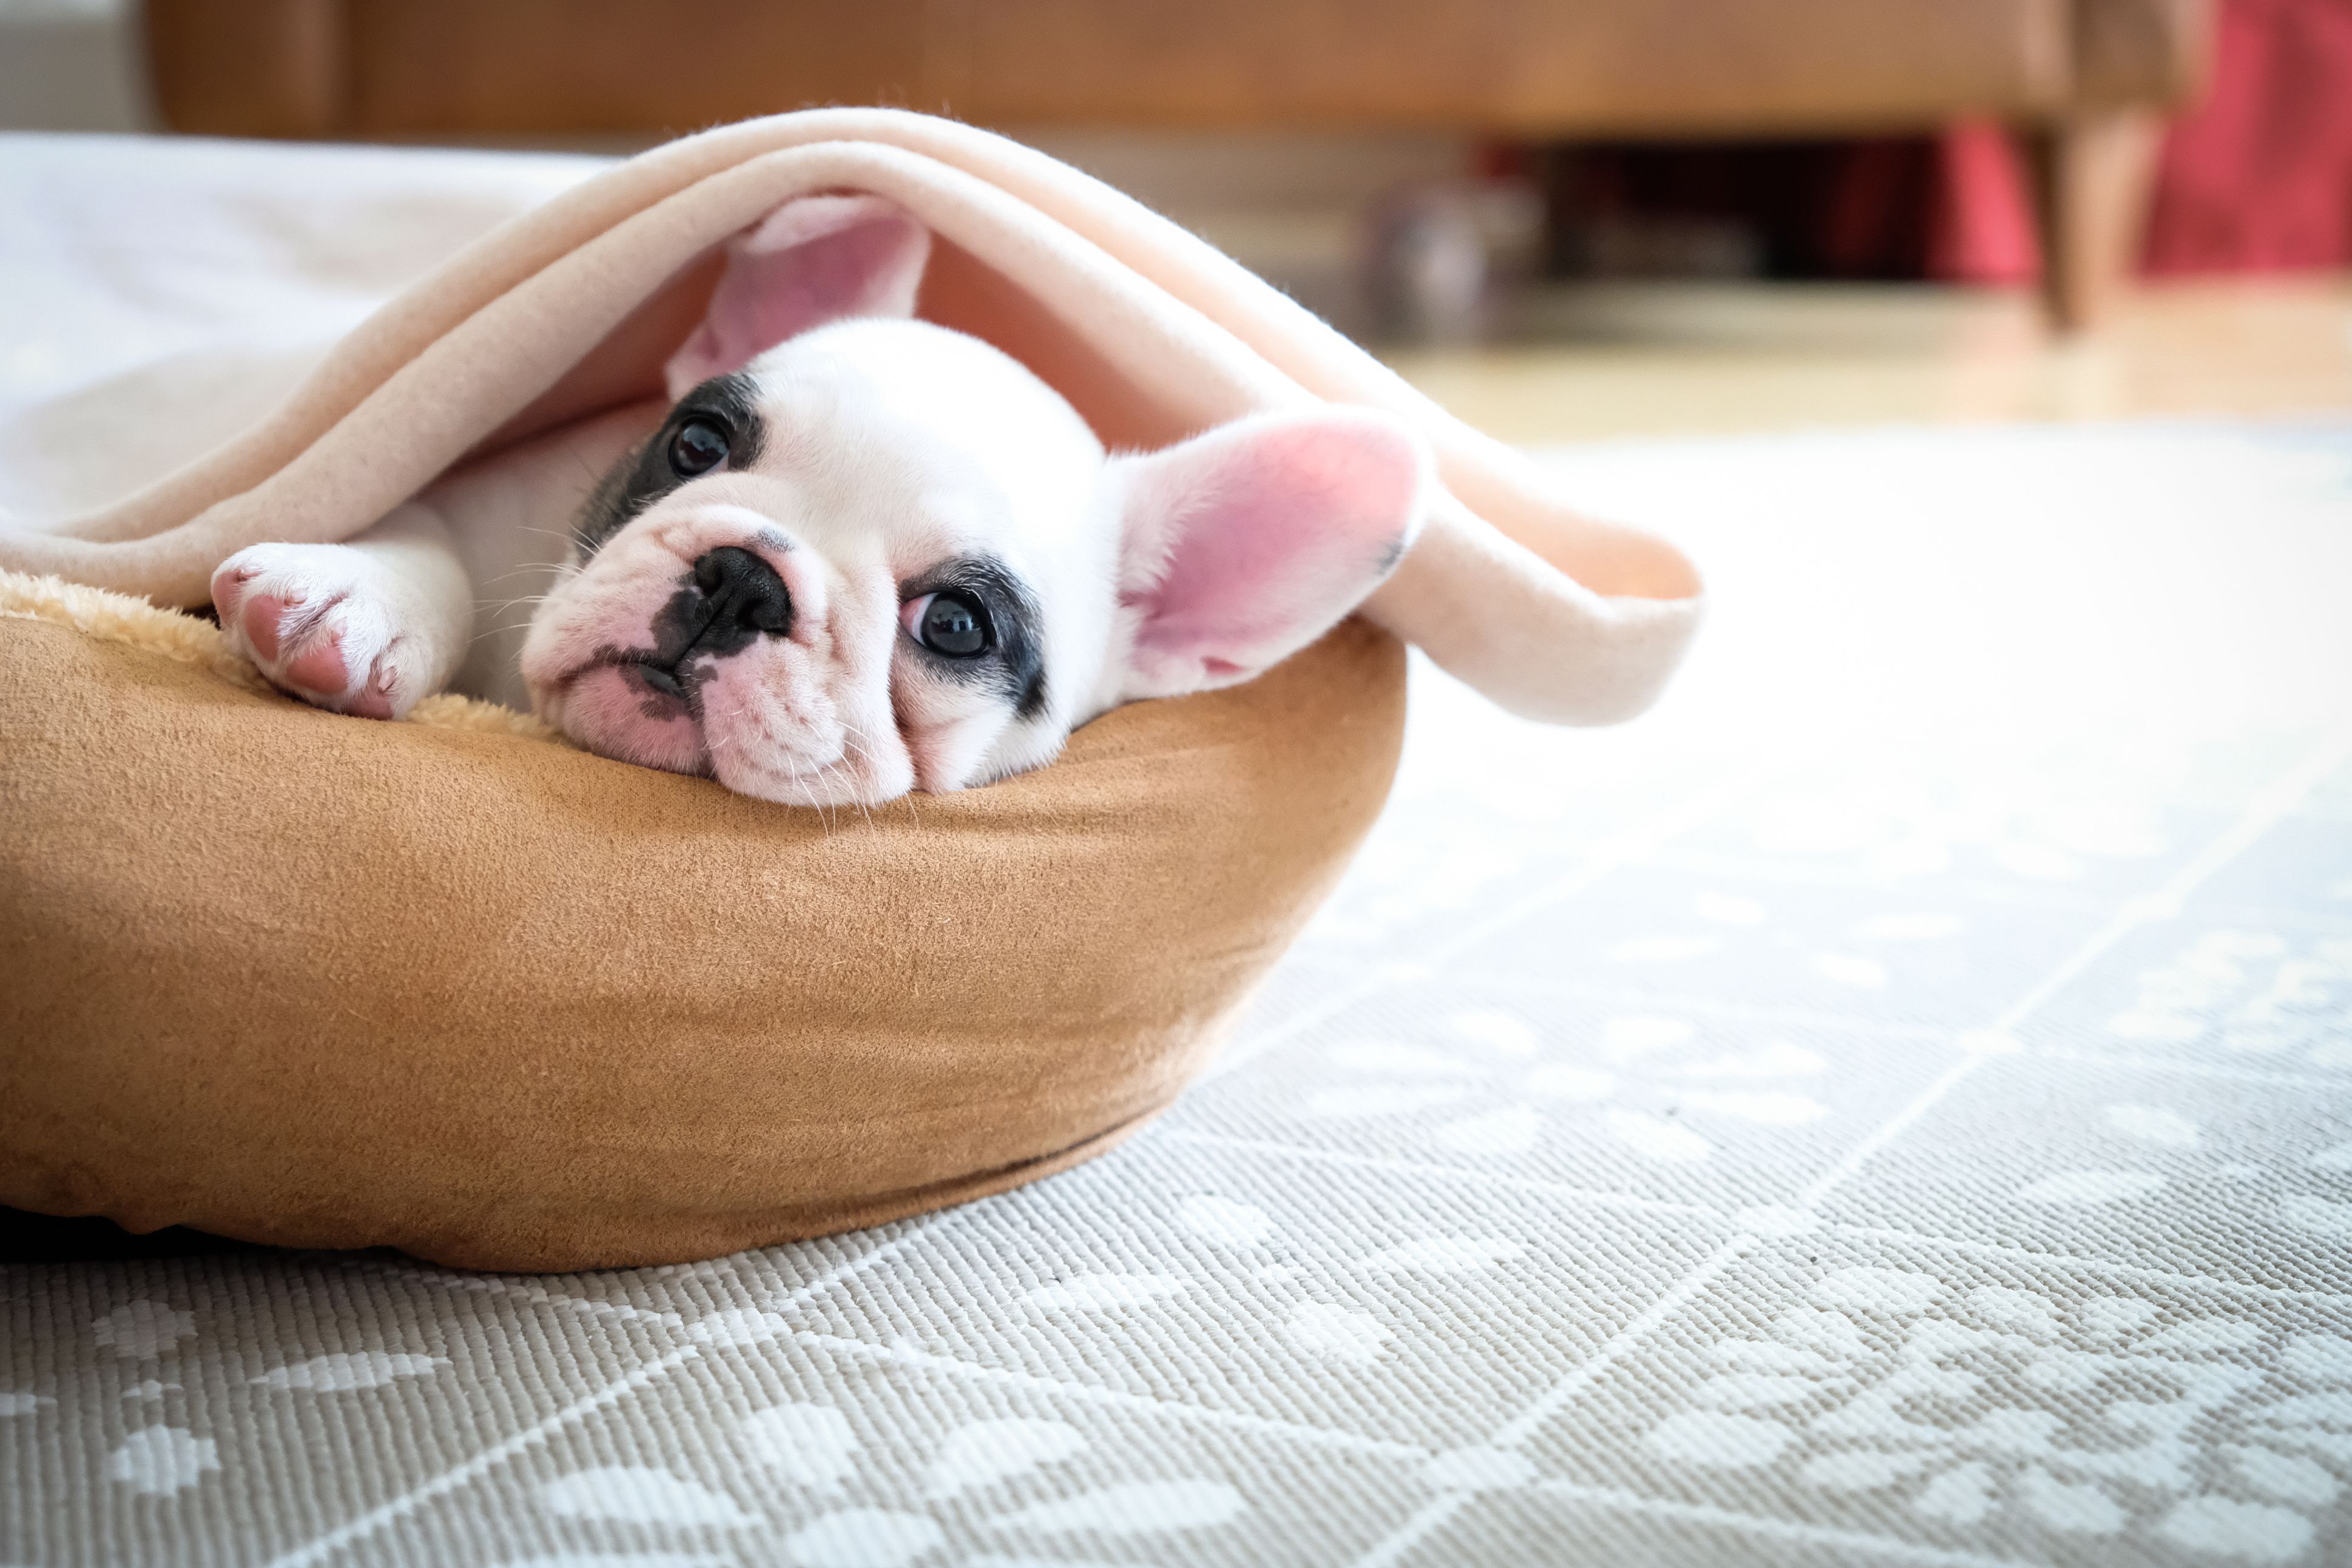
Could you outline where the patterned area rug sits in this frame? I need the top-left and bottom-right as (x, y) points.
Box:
(6, 412), (2349, 1566)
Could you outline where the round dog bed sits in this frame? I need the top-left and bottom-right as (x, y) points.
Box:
(0, 578), (1403, 1270)
(0, 113), (1700, 1274)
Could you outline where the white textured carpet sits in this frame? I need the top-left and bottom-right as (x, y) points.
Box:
(5, 135), (2352, 1568)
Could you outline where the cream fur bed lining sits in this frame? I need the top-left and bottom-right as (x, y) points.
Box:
(0, 569), (559, 741)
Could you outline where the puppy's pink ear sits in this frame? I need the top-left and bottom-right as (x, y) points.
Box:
(663, 194), (931, 397)
(1114, 409), (1427, 701)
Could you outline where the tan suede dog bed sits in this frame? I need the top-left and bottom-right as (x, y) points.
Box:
(0, 114), (1698, 1270)
(0, 572), (1402, 1270)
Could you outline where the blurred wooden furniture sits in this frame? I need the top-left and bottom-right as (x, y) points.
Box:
(142, 0), (2213, 329)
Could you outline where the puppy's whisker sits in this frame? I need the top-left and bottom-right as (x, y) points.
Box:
(833, 755), (876, 829)
(840, 733), (911, 825)
(810, 758), (841, 831)
(831, 760), (872, 831)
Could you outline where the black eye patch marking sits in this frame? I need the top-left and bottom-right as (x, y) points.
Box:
(574, 372), (769, 557)
(897, 555), (1049, 723)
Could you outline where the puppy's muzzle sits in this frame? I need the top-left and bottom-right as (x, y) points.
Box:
(637, 545), (794, 696)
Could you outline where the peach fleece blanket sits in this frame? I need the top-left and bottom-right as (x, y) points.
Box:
(0, 110), (1698, 726)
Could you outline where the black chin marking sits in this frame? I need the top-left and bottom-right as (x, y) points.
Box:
(635, 662), (687, 699)
(898, 554), (1049, 723)
(575, 372), (769, 558)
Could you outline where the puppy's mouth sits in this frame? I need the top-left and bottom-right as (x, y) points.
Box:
(548, 643), (864, 796)
(533, 651), (710, 774)
(609, 648), (710, 712)
(548, 646), (709, 713)
(631, 660), (691, 701)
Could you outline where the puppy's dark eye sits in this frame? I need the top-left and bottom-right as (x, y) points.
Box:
(902, 591), (991, 657)
(667, 416), (730, 478)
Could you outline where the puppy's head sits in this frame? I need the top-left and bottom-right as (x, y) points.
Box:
(520, 194), (1427, 806)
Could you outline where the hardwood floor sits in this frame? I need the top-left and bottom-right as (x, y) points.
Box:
(1381, 276), (2352, 443)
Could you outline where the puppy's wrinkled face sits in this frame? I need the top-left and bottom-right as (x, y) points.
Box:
(518, 192), (1428, 808)
(521, 318), (1112, 805)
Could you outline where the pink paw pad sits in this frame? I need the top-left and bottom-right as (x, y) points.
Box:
(283, 632), (350, 697)
(211, 569), (253, 621)
(240, 593), (294, 662)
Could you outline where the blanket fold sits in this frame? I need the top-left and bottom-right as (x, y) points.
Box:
(0, 109), (1699, 725)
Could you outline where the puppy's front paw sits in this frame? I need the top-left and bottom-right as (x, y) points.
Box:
(211, 544), (432, 719)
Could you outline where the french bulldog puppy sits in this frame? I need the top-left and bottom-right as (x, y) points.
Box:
(207, 195), (1427, 807)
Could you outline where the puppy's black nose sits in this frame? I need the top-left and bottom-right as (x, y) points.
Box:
(689, 547), (792, 640)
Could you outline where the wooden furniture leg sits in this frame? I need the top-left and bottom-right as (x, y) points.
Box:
(144, 0), (345, 139)
(2026, 111), (2166, 334)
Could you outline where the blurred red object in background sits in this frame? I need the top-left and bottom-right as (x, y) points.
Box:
(1932, 0), (2352, 281)
(2142, 0), (2352, 273)
(1538, 1), (2351, 287)
(1927, 121), (2043, 285)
